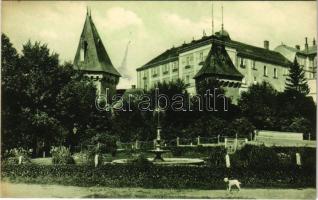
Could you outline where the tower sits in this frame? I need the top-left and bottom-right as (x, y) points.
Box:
(73, 9), (121, 100)
(194, 39), (243, 102)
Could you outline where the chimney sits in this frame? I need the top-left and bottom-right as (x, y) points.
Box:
(313, 38), (316, 46)
(305, 37), (308, 50)
(131, 85), (136, 89)
(264, 40), (269, 50)
(295, 45), (300, 50)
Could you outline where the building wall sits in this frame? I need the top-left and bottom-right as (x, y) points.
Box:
(137, 43), (289, 98)
(85, 73), (118, 101)
(297, 54), (317, 79)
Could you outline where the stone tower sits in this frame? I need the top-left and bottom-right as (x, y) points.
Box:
(73, 10), (121, 100)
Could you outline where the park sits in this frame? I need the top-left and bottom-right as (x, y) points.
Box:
(1, 1), (317, 199)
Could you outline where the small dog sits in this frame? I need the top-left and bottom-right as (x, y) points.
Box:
(224, 178), (241, 191)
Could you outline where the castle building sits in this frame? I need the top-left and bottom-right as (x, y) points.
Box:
(73, 10), (121, 99)
(136, 28), (291, 102)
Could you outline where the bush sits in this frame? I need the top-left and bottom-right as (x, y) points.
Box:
(206, 146), (227, 167)
(88, 132), (118, 156)
(1, 163), (315, 189)
(2, 148), (32, 164)
(130, 154), (153, 168)
(168, 145), (226, 159)
(232, 145), (315, 173)
(50, 146), (75, 164)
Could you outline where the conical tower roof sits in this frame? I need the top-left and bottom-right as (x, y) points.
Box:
(73, 11), (121, 77)
(194, 39), (243, 80)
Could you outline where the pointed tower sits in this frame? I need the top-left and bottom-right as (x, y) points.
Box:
(194, 39), (243, 102)
(74, 10), (121, 99)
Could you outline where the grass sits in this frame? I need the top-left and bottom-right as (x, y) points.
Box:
(31, 158), (52, 165)
(0, 182), (315, 199)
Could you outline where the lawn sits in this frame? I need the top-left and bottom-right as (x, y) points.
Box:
(0, 182), (315, 199)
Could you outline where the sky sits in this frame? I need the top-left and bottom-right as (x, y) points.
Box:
(2, 1), (317, 89)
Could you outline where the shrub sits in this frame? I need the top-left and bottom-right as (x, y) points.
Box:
(206, 146), (227, 167)
(1, 163), (315, 189)
(2, 148), (32, 164)
(130, 154), (153, 168)
(50, 146), (75, 164)
(168, 145), (226, 159)
(89, 132), (118, 156)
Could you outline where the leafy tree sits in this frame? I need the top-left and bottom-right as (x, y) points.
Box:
(238, 81), (278, 130)
(1, 35), (104, 155)
(1, 33), (25, 150)
(185, 116), (228, 138)
(56, 77), (98, 147)
(228, 117), (255, 138)
(285, 57), (309, 96)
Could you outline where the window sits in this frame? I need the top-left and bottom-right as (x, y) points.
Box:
(80, 40), (88, 61)
(185, 75), (190, 85)
(151, 67), (159, 77)
(240, 57), (246, 68)
(199, 52), (204, 62)
(162, 64), (169, 74)
(186, 56), (190, 65)
(263, 65), (268, 76)
(252, 61), (256, 70)
(273, 68), (277, 78)
(172, 62), (178, 72)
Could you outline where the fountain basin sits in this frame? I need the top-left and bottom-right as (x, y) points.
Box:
(111, 158), (204, 165)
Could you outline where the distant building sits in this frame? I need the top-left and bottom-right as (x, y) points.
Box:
(274, 37), (317, 79)
(137, 28), (291, 102)
(73, 10), (121, 99)
(274, 37), (317, 102)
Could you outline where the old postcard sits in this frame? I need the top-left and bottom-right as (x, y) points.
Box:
(1, 1), (317, 199)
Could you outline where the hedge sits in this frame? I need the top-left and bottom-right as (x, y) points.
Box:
(1, 163), (315, 189)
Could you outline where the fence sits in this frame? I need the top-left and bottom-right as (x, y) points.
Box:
(73, 135), (248, 153)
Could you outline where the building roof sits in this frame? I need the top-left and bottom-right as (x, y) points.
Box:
(297, 45), (317, 56)
(137, 31), (291, 71)
(73, 12), (121, 77)
(274, 44), (299, 62)
(194, 39), (243, 80)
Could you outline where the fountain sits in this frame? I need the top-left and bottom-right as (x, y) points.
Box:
(148, 125), (170, 162)
(112, 103), (204, 165)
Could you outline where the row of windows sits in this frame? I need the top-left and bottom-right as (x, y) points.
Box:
(238, 57), (284, 78)
(149, 62), (179, 77)
(182, 51), (207, 66)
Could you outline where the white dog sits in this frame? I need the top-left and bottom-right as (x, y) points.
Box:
(224, 178), (241, 191)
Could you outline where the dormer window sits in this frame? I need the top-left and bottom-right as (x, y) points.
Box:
(80, 40), (88, 62)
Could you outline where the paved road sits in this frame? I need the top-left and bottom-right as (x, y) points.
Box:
(0, 182), (316, 199)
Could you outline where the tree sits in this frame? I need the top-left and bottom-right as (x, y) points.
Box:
(285, 57), (309, 96)
(1, 33), (25, 150)
(56, 77), (98, 147)
(228, 117), (255, 138)
(1, 35), (104, 155)
(238, 81), (278, 130)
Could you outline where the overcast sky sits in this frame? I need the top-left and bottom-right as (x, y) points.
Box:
(2, 1), (317, 89)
